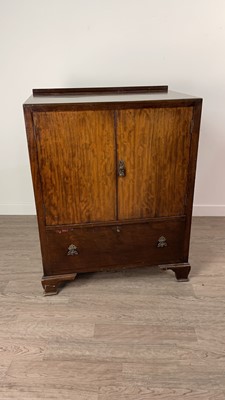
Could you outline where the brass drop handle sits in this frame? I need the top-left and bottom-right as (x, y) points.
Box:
(67, 244), (79, 255)
(157, 236), (167, 248)
(118, 160), (126, 177)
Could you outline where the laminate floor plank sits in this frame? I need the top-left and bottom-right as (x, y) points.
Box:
(94, 323), (197, 344)
(1, 280), (70, 304)
(0, 281), (9, 294)
(65, 269), (197, 296)
(98, 386), (225, 400)
(0, 338), (45, 361)
(0, 386), (98, 400)
(122, 360), (225, 389)
(16, 301), (186, 324)
(4, 360), (123, 390)
(0, 359), (12, 382)
(174, 297), (225, 327)
(0, 216), (225, 400)
(43, 341), (221, 363)
(0, 319), (94, 341)
(192, 281), (225, 298)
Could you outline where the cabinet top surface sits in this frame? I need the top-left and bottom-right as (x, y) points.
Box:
(24, 86), (201, 106)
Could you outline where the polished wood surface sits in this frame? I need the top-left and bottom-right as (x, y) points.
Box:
(43, 218), (186, 275)
(33, 85), (169, 96)
(33, 110), (116, 225)
(0, 216), (225, 399)
(117, 107), (193, 219)
(24, 86), (202, 293)
(24, 85), (200, 107)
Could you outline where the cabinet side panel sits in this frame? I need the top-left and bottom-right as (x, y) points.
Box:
(33, 110), (116, 225)
(23, 107), (48, 272)
(117, 107), (193, 220)
(183, 101), (202, 258)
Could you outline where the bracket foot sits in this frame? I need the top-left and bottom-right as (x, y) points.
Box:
(41, 273), (77, 295)
(159, 263), (191, 282)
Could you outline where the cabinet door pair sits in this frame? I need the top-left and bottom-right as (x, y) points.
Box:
(33, 107), (193, 226)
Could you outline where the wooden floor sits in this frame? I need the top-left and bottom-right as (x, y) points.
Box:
(0, 216), (225, 399)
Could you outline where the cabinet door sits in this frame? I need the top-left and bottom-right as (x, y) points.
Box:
(33, 110), (116, 225)
(117, 107), (193, 219)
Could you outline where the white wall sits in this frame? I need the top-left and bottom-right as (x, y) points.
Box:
(0, 0), (225, 216)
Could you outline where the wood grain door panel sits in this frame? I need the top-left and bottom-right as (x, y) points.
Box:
(33, 111), (116, 225)
(117, 107), (193, 219)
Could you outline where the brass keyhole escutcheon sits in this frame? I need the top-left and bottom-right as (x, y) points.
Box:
(118, 160), (126, 177)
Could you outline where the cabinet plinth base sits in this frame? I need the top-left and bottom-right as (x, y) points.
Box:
(159, 263), (191, 282)
(41, 273), (77, 295)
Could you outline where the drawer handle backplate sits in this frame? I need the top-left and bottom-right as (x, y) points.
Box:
(157, 236), (167, 248)
(67, 244), (79, 256)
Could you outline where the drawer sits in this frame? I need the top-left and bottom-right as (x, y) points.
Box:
(44, 218), (186, 275)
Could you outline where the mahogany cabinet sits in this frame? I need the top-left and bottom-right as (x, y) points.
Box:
(23, 86), (202, 295)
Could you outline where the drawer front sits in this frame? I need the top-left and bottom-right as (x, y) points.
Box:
(44, 219), (186, 275)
